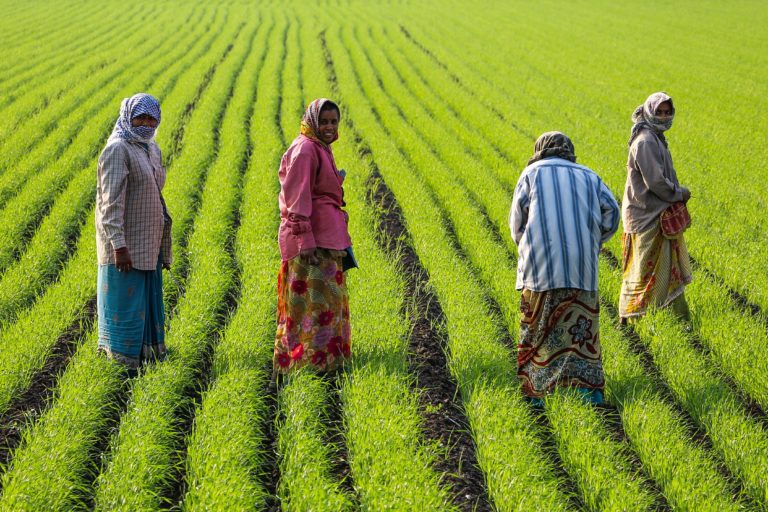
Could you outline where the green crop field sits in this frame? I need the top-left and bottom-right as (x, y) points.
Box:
(0, 0), (767, 510)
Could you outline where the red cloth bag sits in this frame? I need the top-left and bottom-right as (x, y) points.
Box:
(660, 202), (691, 238)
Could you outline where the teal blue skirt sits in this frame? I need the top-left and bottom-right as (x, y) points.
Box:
(97, 259), (166, 369)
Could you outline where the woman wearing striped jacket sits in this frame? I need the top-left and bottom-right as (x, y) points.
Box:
(510, 132), (620, 405)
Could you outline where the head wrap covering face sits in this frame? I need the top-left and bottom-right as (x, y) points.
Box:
(528, 131), (577, 165)
(300, 98), (340, 147)
(111, 93), (162, 143)
(629, 92), (674, 146)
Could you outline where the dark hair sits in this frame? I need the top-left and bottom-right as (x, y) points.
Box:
(320, 100), (340, 117)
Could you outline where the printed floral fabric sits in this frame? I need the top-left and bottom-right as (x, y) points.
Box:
(619, 223), (692, 319)
(518, 288), (604, 398)
(274, 249), (351, 374)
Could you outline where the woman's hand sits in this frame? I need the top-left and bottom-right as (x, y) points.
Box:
(681, 188), (691, 202)
(115, 247), (133, 272)
(299, 248), (320, 265)
(162, 261), (171, 270)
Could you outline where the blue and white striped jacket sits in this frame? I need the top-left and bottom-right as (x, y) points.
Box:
(509, 157), (620, 292)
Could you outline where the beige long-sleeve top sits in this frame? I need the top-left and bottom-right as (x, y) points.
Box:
(95, 137), (172, 270)
(622, 129), (689, 233)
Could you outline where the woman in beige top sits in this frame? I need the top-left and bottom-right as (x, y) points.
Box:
(95, 93), (172, 371)
(619, 92), (692, 324)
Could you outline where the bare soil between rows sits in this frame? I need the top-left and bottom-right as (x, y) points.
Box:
(0, 298), (95, 481)
(368, 169), (492, 512)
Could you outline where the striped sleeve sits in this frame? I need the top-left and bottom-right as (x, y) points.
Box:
(598, 179), (620, 243)
(510, 172), (530, 245)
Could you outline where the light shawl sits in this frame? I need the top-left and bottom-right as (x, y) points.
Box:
(110, 93), (162, 143)
(300, 98), (339, 147)
(528, 131), (577, 166)
(629, 92), (674, 147)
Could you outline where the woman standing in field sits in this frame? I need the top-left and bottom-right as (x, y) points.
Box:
(619, 92), (692, 324)
(510, 132), (620, 405)
(95, 93), (172, 372)
(274, 98), (353, 377)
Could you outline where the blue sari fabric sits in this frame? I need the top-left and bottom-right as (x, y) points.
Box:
(97, 259), (166, 368)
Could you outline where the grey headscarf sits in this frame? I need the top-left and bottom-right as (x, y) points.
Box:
(528, 131), (577, 165)
(629, 92), (674, 147)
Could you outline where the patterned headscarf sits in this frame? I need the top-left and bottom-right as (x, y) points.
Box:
(629, 92), (674, 146)
(528, 131), (577, 165)
(111, 93), (162, 143)
(300, 98), (340, 147)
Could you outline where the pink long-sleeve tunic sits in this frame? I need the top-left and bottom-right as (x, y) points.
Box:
(278, 134), (351, 261)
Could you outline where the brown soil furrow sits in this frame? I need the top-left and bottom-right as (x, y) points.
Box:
(0, 298), (95, 486)
(366, 169), (492, 512)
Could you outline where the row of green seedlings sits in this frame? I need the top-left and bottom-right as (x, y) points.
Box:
(0, 5), (139, 117)
(362, 17), (744, 511)
(258, 16), (355, 510)
(599, 255), (768, 509)
(330, 20), (667, 511)
(0, 6), (205, 269)
(266, 16), (459, 510)
(0, 1), (129, 103)
(0, 12), (246, 509)
(182, 11), (461, 509)
(91, 15), (266, 510)
(378, 6), (768, 419)
(155, 14), (251, 307)
(0, 4), (237, 414)
(356, 15), (760, 508)
(0, 5), (225, 330)
(179, 12), (290, 509)
(0, 4), (219, 272)
(400, 5), (768, 463)
(406, 1), (768, 313)
(358, 14), (768, 510)
(325, 21), (575, 511)
(0, 4), (182, 200)
(0, 1), (165, 143)
(0, 0), (129, 74)
(0, 3), (73, 60)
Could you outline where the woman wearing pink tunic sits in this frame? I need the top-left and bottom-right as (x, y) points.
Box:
(274, 99), (353, 376)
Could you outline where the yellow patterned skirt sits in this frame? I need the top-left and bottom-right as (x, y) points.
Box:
(274, 249), (351, 375)
(619, 224), (692, 321)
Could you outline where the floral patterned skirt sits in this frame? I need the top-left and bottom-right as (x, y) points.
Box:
(619, 224), (692, 320)
(518, 288), (604, 399)
(274, 249), (351, 375)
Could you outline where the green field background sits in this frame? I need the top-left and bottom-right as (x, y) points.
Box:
(0, 1), (767, 510)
